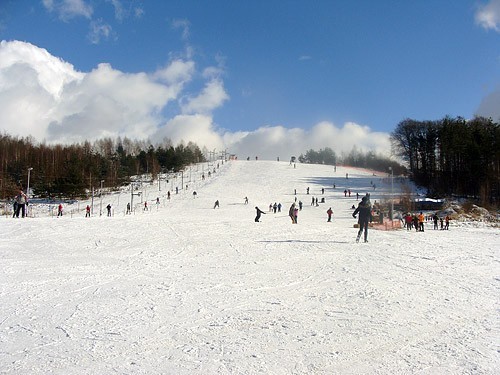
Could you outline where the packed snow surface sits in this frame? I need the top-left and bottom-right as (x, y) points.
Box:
(1, 160), (498, 374)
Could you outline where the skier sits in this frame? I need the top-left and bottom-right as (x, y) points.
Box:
(352, 195), (372, 243)
(327, 207), (333, 222)
(214, 200), (220, 209)
(85, 205), (91, 217)
(289, 203), (296, 223)
(57, 203), (63, 217)
(126, 202), (131, 214)
(106, 204), (112, 217)
(255, 206), (266, 222)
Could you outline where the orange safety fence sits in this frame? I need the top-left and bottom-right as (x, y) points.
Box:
(354, 219), (402, 230)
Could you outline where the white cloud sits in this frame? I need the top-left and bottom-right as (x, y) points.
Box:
(154, 114), (225, 150)
(43, 0), (93, 21)
(107, 0), (125, 21)
(0, 41), (184, 143)
(153, 60), (195, 85)
(172, 19), (191, 41)
(0, 40), (392, 160)
(88, 19), (114, 44)
(475, 0), (500, 32)
(134, 7), (145, 19)
(181, 79), (229, 114)
(225, 122), (391, 160)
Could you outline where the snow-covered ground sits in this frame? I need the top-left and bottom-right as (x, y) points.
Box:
(1, 160), (498, 374)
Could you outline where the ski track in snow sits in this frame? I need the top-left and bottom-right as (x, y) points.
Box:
(0, 160), (498, 374)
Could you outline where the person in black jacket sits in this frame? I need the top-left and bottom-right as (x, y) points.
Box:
(352, 195), (372, 242)
(255, 206), (266, 222)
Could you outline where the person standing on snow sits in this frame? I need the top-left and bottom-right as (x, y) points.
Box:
(57, 203), (63, 217)
(418, 212), (425, 232)
(14, 190), (28, 218)
(352, 196), (372, 242)
(288, 203), (296, 223)
(255, 206), (266, 222)
(432, 213), (439, 230)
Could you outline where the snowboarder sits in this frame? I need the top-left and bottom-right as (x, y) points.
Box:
(214, 200), (220, 209)
(352, 196), (372, 243)
(255, 206), (266, 222)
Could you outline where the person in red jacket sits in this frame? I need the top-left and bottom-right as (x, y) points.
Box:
(327, 207), (333, 222)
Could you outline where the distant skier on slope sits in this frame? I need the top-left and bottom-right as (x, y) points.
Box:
(327, 207), (333, 222)
(289, 203), (296, 223)
(255, 206), (266, 222)
(352, 195), (372, 243)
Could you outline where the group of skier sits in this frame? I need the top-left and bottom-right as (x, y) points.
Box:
(404, 212), (450, 231)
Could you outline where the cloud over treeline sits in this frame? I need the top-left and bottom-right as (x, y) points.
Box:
(0, 40), (393, 160)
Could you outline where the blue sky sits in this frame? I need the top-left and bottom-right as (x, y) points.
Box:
(0, 0), (499, 159)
